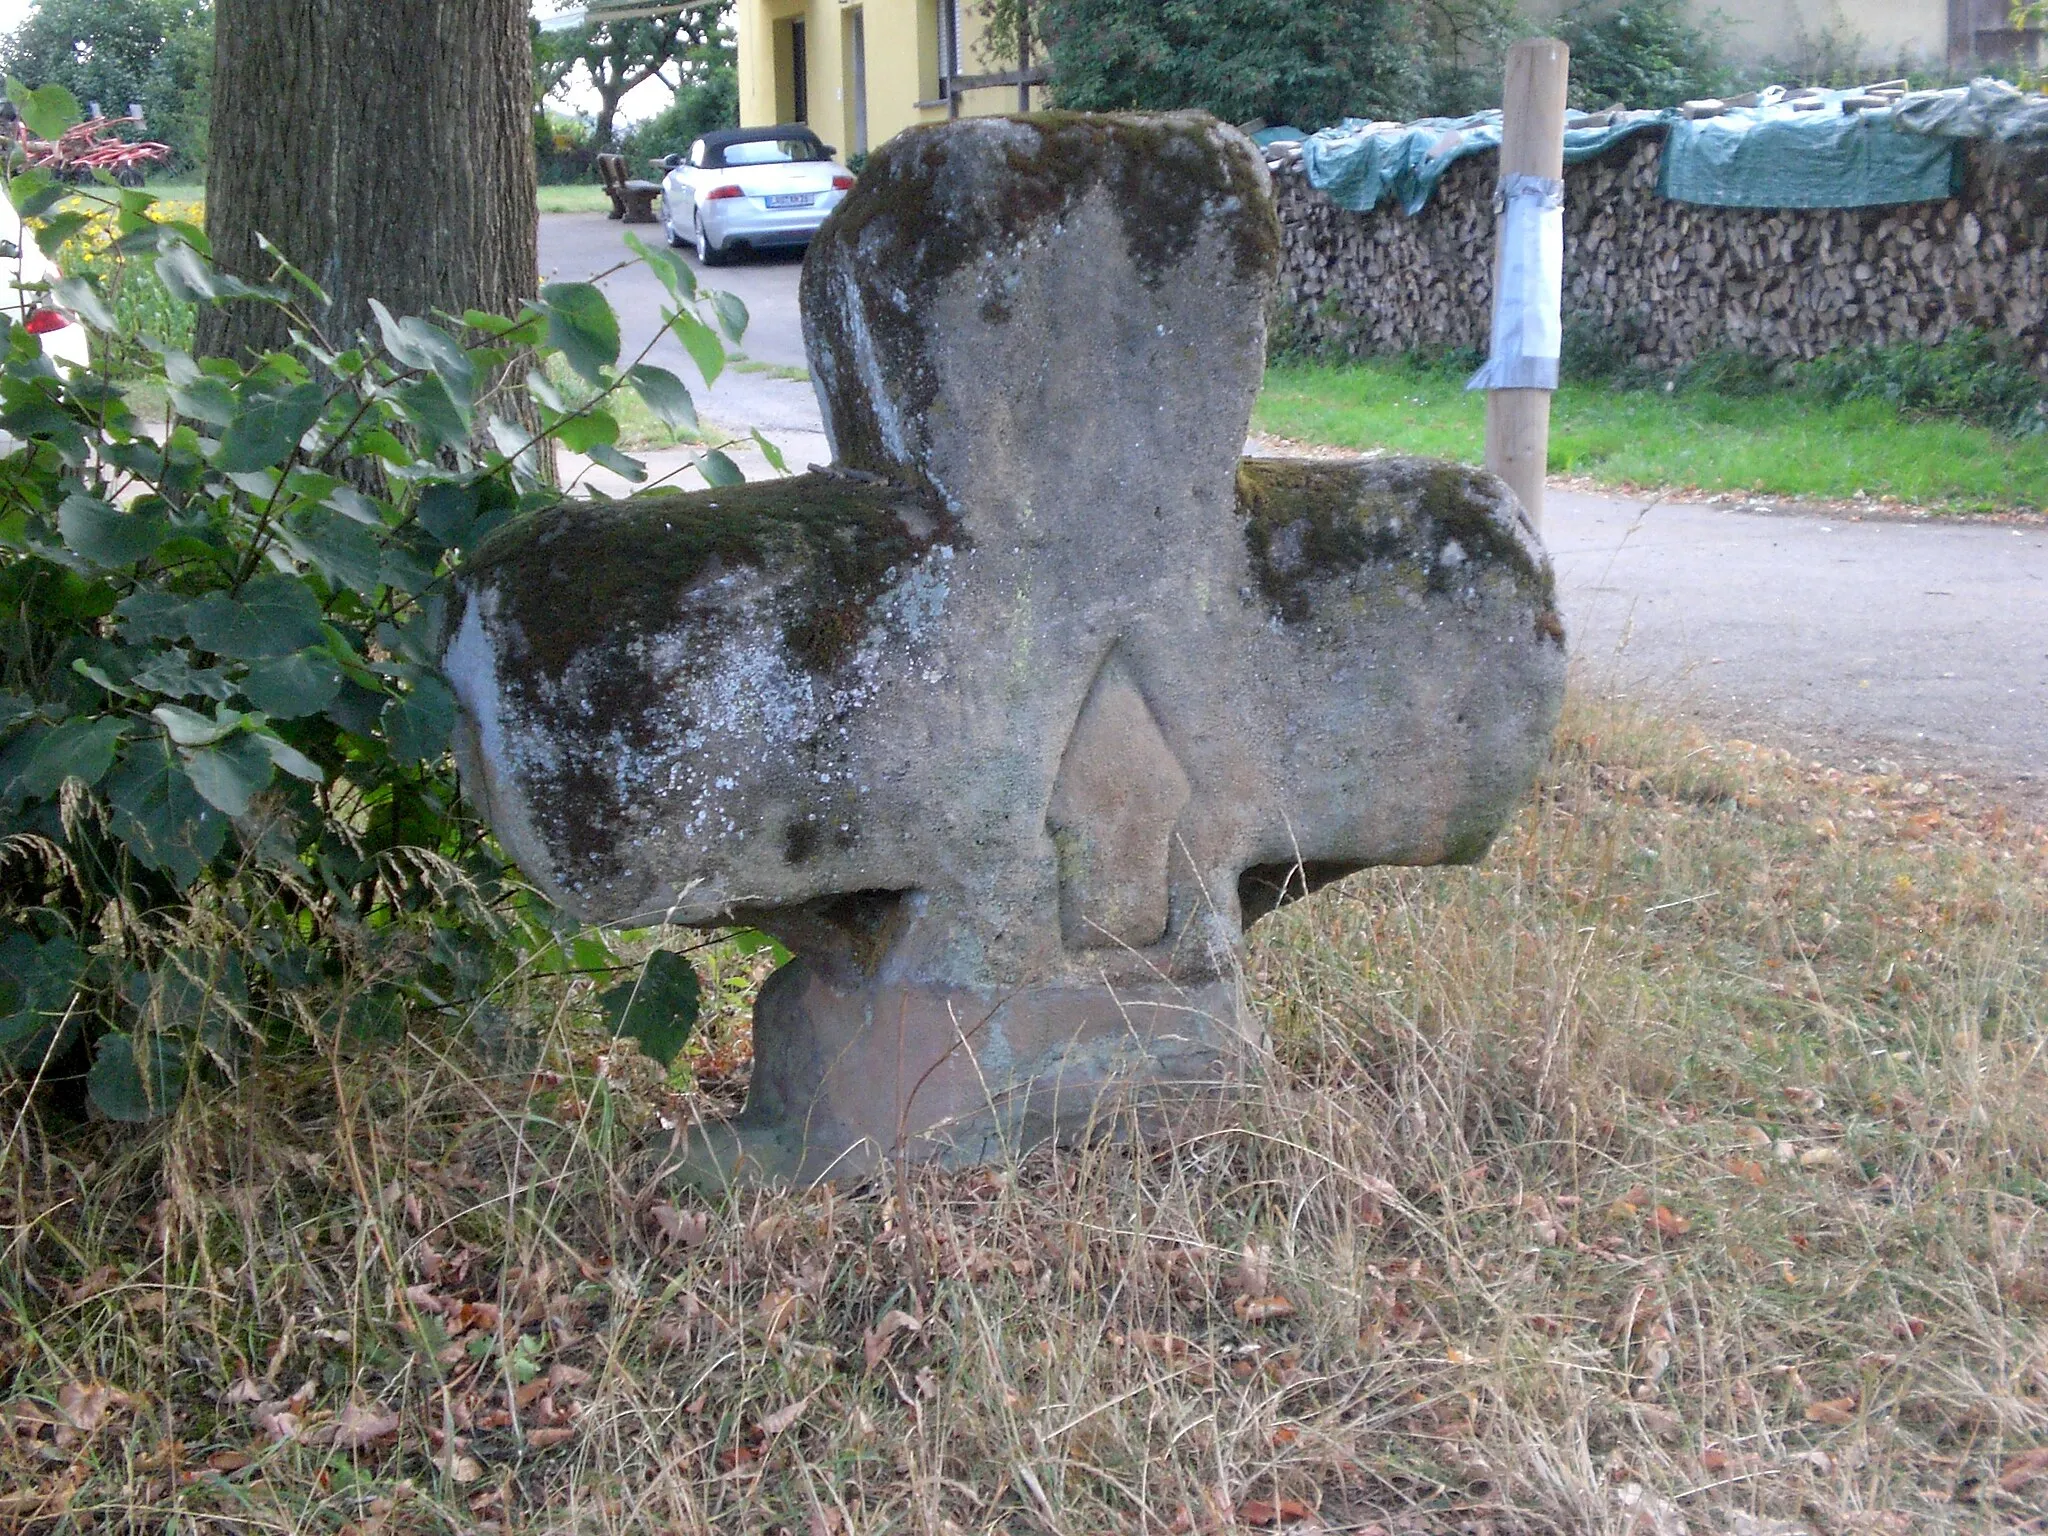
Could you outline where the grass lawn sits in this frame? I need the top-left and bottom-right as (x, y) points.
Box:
(1257, 359), (2048, 513)
(5, 690), (2044, 1532)
(538, 183), (619, 215)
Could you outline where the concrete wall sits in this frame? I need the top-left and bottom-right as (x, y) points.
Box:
(737, 0), (1040, 157)
(1520, 0), (1949, 73)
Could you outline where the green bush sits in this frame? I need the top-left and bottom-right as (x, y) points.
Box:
(1554, 0), (1727, 110)
(535, 107), (600, 187)
(0, 132), (755, 1120)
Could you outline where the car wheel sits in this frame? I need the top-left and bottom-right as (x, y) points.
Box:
(663, 200), (687, 249)
(694, 212), (729, 268)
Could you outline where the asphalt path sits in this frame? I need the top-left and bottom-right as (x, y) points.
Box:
(537, 212), (2048, 812)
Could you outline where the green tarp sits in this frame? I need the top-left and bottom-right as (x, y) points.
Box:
(1294, 88), (1978, 215)
(1658, 95), (1960, 209)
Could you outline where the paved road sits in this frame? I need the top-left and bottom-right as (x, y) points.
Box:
(537, 213), (2048, 809)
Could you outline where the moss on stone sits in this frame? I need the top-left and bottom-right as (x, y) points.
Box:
(1235, 457), (1557, 625)
(801, 111), (1279, 480)
(465, 474), (954, 682)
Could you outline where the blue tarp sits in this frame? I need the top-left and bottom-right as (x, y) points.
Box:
(1296, 88), (1977, 215)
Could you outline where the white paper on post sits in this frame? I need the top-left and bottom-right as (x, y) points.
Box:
(1467, 174), (1564, 392)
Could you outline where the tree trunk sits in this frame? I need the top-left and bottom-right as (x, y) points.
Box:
(198, 0), (538, 366)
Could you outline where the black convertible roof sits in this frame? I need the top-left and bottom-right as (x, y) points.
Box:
(697, 124), (823, 149)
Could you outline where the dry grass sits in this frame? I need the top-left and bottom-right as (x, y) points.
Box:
(3, 687), (2045, 1535)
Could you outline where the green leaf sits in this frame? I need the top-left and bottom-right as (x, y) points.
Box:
(0, 932), (86, 1056)
(750, 429), (790, 476)
(382, 674), (455, 763)
(183, 734), (275, 816)
(241, 650), (343, 719)
(396, 373), (471, 451)
(598, 949), (700, 1068)
(106, 741), (227, 887)
(14, 716), (125, 800)
(183, 574), (324, 661)
(6, 76), (81, 140)
(51, 275), (116, 332)
(711, 290), (750, 346)
(87, 1031), (187, 1122)
(627, 364), (698, 433)
(280, 505), (385, 593)
(367, 300), (475, 407)
(32, 210), (91, 251)
(541, 281), (621, 386)
(169, 374), (238, 427)
(623, 231), (696, 301)
(668, 308), (725, 387)
(5, 168), (60, 220)
(587, 442), (648, 483)
(154, 241), (266, 304)
(415, 482), (478, 548)
(215, 382), (326, 473)
(58, 493), (170, 568)
(152, 702), (245, 747)
(256, 730), (323, 783)
(698, 449), (744, 487)
(552, 409), (619, 455)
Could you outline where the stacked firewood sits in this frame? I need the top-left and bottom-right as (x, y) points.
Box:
(1267, 134), (2048, 371)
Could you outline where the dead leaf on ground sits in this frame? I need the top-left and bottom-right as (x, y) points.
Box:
(55, 1381), (131, 1435)
(444, 1452), (485, 1484)
(1803, 1395), (1859, 1426)
(1999, 1447), (2048, 1493)
(1651, 1205), (1692, 1238)
(320, 1399), (401, 1450)
(525, 1424), (576, 1449)
(1228, 1243), (1274, 1297)
(760, 1394), (812, 1435)
(1237, 1495), (1316, 1527)
(648, 1202), (710, 1249)
(58, 1267), (118, 1305)
(862, 1308), (922, 1371)
(1234, 1294), (1298, 1324)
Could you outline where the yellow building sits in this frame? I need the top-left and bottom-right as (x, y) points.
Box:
(734, 0), (1043, 158)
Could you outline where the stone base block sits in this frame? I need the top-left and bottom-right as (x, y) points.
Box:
(671, 958), (1258, 1186)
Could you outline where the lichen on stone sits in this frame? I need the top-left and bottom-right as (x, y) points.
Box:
(1234, 457), (1557, 626)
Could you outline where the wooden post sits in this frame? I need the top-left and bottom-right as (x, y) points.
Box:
(1484, 38), (1570, 530)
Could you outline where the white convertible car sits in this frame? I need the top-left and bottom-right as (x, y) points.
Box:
(659, 124), (855, 267)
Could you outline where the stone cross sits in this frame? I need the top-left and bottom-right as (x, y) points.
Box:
(442, 113), (1567, 1182)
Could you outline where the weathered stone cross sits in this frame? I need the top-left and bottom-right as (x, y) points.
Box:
(443, 113), (1566, 1181)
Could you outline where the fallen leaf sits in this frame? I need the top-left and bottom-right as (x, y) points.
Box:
(1726, 1157), (1768, 1186)
(1233, 1294), (1298, 1324)
(760, 1395), (811, 1435)
(1804, 1396), (1858, 1426)
(324, 1399), (401, 1450)
(445, 1453), (485, 1485)
(1635, 1403), (1684, 1441)
(56, 1381), (130, 1434)
(1651, 1205), (1691, 1238)
(1237, 1495), (1315, 1527)
(1999, 1447), (2048, 1493)
(224, 1377), (264, 1406)
(525, 1424), (576, 1449)
(1891, 1316), (1928, 1341)
(1229, 1243), (1274, 1297)
(547, 1363), (589, 1392)
(862, 1308), (922, 1371)
(58, 1267), (118, 1305)
(1741, 1124), (1773, 1150)
(205, 1449), (252, 1473)
(808, 1508), (846, 1536)
(1799, 1146), (1844, 1169)
(648, 1202), (710, 1249)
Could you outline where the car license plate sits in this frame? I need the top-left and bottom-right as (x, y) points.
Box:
(764, 193), (815, 209)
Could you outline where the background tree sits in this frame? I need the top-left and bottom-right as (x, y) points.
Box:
(1553, 0), (1726, 109)
(0, 0), (213, 169)
(535, 3), (730, 151)
(199, 0), (539, 371)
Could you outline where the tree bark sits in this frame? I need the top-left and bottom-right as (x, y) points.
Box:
(198, 0), (538, 365)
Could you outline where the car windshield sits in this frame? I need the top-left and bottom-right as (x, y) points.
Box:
(719, 138), (828, 167)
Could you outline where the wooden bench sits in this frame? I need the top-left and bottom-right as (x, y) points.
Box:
(597, 154), (661, 223)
